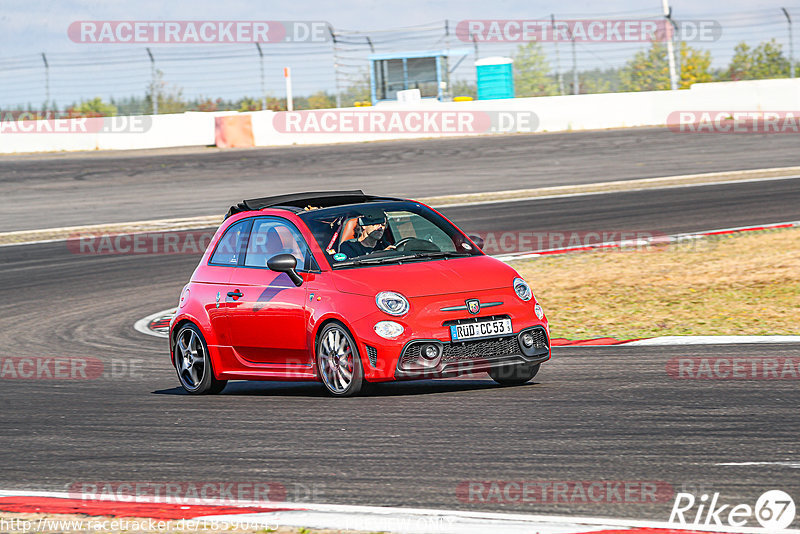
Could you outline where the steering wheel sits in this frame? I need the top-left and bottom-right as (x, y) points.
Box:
(394, 237), (441, 252)
(394, 237), (416, 250)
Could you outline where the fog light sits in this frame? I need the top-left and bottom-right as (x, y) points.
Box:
(374, 321), (404, 339)
(423, 344), (440, 359)
(521, 332), (535, 348)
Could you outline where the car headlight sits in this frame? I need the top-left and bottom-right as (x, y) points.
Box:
(374, 321), (404, 339)
(513, 277), (532, 302)
(376, 291), (410, 316)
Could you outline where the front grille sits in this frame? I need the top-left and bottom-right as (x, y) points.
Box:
(400, 336), (522, 368)
(529, 328), (549, 350)
(441, 336), (521, 363)
(399, 327), (550, 371)
(365, 345), (378, 367)
(400, 344), (424, 367)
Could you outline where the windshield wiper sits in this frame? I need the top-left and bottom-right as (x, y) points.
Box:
(408, 251), (472, 259)
(334, 254), (418, 268)
(334, 251), (471, 268)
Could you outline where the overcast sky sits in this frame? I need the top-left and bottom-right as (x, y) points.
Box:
(1, 0), (795, 108)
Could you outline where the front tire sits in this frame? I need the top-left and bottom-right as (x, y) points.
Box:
(488, 362), (540, 386)
(174, 323), (227, 395)
(316, 323), (364, 397)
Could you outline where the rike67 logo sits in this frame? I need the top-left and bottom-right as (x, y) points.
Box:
(670, 490), (796, 531)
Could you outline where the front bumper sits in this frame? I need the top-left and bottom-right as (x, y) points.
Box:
(347, 287), (550, 381)
(394, 325), (550, 379)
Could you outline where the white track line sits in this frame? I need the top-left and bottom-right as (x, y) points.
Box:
(627, 336), (800, 346)
(716, 462), (800, 469)
(132, 308), (174, 339)
(0, 490), (793, 534)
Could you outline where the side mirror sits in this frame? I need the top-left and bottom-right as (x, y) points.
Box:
(267, 253), (303, 287)
(467, 234), (485, 250)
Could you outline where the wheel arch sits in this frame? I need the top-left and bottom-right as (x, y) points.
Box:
(311, 315), (368, 374)
(170, 316), (223, 376)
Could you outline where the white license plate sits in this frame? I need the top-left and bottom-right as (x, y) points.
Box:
(450, 318), (513, 341)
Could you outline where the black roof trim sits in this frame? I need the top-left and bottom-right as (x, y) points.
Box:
(225, 190), (403, 219)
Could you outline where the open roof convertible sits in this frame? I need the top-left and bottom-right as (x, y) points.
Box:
(170, 190), (550, 396)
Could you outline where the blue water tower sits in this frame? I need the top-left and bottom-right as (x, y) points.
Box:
(475, 57), (514, 100)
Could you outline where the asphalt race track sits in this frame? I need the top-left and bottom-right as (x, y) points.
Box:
(1, 238), (799, 521)
(444, 177), (800, 237)
(3, 126), (800, 231)
(1, 133), (799, 525)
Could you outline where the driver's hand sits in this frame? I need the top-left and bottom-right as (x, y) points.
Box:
(384, 245), (396, 250)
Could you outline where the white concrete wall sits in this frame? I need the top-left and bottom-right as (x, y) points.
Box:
(2, 78), (799, 154)
(249, 78), (800, 145)
(0, 111), (234, 154)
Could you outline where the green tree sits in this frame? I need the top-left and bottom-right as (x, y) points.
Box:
(620, 41), (711, 91)
(575, 68), (622, 94)
(727, 39), (793, 80)
(71, 97), (117, 116)
(237, 97), (263, 111)
(339, 71), (372, 106)
(678, 42), (712, 87)
(145, 70), (188, 114)
(512, 42), (557, 97)
(450, 80), (477, 98)
(306, 91), (336, 109)
(194, 98), (222, 112)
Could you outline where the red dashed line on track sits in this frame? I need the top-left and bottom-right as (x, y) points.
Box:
(566, 530), (719, 534)
(552, 338), (643, 346)
(0, 496), (294, 520)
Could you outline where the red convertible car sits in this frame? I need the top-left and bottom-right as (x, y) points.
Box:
(170, 191), (550, 396)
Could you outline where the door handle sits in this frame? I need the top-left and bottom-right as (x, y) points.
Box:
(227, 290), (244, 299)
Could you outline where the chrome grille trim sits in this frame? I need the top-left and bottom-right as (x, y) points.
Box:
(439, 301), (503, 312)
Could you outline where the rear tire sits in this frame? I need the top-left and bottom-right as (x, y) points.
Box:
(316, 323), (364, 397)
(488, 362), (540, 386)
(174, 323), (227, 395)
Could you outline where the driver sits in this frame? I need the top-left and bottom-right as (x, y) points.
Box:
(340, 215), (394, 258)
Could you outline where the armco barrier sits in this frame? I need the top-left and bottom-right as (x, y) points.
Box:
(2, 78), (800, 154)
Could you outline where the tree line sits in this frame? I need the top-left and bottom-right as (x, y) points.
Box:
(511, 38), (799, 97)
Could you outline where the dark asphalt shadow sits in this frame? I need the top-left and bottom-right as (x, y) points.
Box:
(153, 379), (540, 397)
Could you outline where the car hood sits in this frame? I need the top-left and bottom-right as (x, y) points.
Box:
(331, 255), (518, 298)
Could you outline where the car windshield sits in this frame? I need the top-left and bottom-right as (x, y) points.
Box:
(298, 201), (481, 268)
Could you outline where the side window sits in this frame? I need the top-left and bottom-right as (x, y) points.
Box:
(244, 218), (310, 269)
(209, 219), (251, 266)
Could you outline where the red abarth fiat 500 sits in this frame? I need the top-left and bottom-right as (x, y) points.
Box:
(170, 191), (550, 396)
